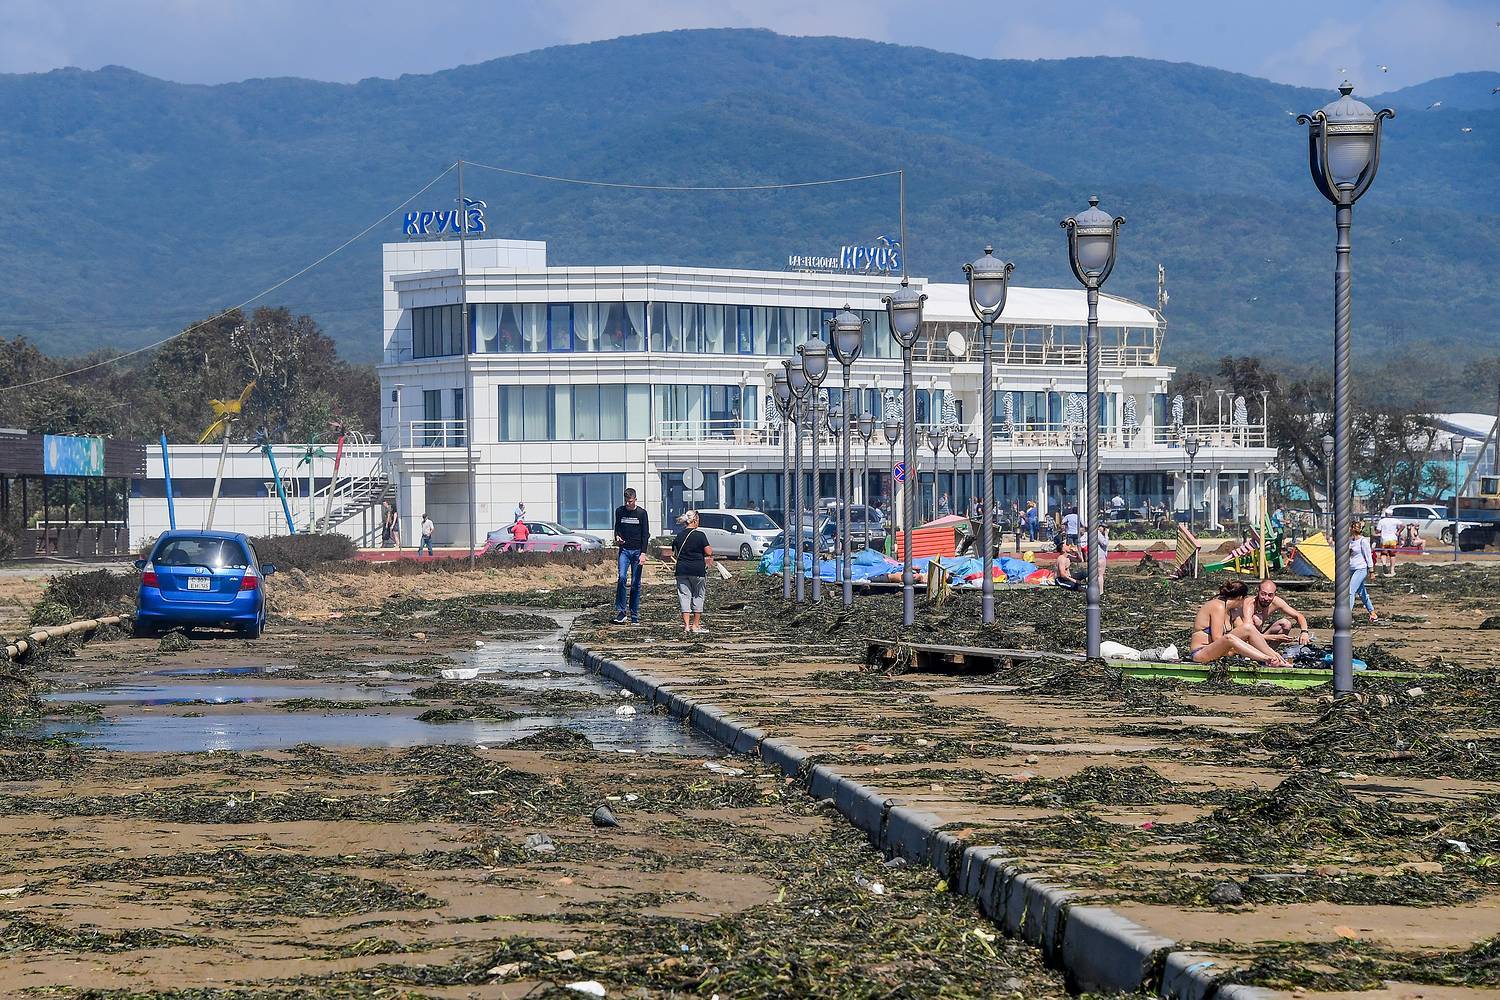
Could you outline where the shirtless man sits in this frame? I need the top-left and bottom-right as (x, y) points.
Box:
(1190, 580), (1290, 666)
(1054, 543), (1083, 591)
(1241, 580), (1311, 646)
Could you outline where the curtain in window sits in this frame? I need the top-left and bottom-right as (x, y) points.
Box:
(474, 304), (498, 353)
(703, 305), (726, 353)
(574, 304), (601, 352)
(625, 385), (649, 438)
(573, 385), (600, 440)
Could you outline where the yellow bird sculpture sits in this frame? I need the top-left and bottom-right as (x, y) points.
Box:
(198, 381), (256, 444)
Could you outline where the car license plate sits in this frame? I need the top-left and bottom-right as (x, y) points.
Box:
(187, 576), (211, 591)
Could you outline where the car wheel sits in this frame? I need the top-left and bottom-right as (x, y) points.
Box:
(242, 618), (263, 639)
(1440, 526), (1455, 545)
(564, 543), (579, 552)
(739, 543), (753, 560)
(131, 619), (156, 639)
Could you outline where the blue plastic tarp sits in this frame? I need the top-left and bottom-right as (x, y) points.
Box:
(759, 546), (902, 582)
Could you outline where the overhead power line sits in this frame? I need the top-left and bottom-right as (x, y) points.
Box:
(0, 162), (457, 394)
(464, 159), (902, 192)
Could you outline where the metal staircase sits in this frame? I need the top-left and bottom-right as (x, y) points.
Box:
(307, 438), (392, 543)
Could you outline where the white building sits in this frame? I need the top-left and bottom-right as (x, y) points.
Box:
(377, 236), (1276, 546)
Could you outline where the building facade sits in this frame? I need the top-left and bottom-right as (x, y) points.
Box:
(379, 237), (1276, 546)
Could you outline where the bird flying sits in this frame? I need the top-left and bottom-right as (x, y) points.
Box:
(1461, 127), (1474, 133)
(1426, 100), (1443, 110)
(1377, 64), (1389, 73)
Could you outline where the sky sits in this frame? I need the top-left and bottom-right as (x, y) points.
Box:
(1, 0), (1495, 92)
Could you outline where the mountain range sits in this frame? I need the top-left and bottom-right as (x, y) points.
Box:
(0, 29), (1495, 388)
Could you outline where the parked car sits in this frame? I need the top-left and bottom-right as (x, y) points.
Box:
(817, 502), (887, 550)
(1381, 503), (1488, 548)
(134, 530), (275, 638)
(481, 520), (604, 554)
(692, 508), (782, 560)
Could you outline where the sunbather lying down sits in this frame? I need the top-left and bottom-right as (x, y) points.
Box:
(1190, 580), (1292, 667)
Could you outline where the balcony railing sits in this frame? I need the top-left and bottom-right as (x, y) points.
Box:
(401, 419), (468, 448)
(650, 419), (951, 445)
(1152, 421), (1268, 448)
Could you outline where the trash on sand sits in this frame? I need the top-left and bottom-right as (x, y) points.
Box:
(883, 857), (908, 869)
(565, 983), (605, 997)
(466, 789), (499, 797)
(412, 631), (427, 640)
(1407, 686), (1425, 698)
(551, 948), (579, 961)
(704, 761), (745, 776)
(614, 705), (636, 717)
(624, 793), (639, 802)
(474, 640), (486, 648)
(592, 805), (619, 828)
(1447, 839), (1472, 854)
(854, 873), (886, 895)
(488, 962), (524, 977)
(620, 688), (631, 697)
(1208, 881), (1245, 905)
(0, 886), (25, 897)
(523, 833), (556, 854)
(441, 667), (480, 680)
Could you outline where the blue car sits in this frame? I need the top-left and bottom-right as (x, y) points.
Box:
(134, 531), (277, 639)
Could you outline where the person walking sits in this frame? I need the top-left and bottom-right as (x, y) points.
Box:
(418, 513), (435, 557)
(1062, 507), (1081, 546)
(388, 503), (401, 549)
(380, 500), (394, 547)
(1025, 500), (1039, 542)
(1349, 519), (1379, 623)
(938, 492), (950, 517)
(612, 487), (649, 625)
(665, 509), (714, 634)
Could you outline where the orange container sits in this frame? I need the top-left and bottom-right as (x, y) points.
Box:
(894, 514), (965, 562)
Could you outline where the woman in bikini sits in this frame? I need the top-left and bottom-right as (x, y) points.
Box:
(1190, 580), (1291, 666)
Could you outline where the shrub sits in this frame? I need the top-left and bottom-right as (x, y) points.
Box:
(37, 569), (137, 620)
(249, 533), (357, 571)
(28, 601), (74, 627)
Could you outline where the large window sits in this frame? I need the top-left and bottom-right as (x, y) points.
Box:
(652, 385), (758, 437)
(498, 385), (649, 441)
(412, 305), (464, 359)
(558, 473), (625, 531)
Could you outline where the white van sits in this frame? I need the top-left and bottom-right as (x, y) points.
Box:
(692, 509), (782, 560)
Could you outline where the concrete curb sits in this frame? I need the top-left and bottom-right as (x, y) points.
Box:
(571, 641), (1277, 999)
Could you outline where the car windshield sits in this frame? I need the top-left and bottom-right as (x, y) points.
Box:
(740, 513), (777, 531)
(154, 537), (250, 570)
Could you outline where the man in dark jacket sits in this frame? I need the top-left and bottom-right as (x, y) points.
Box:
(612, 488), (649, 624)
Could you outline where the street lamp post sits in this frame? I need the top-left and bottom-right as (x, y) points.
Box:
(858, 413), (875, 527)
(882, 278), (927, 627)
(829, 404), (845, 590)
(1062, 197), (1125, 660)
(1321, 432), (1335, 537)
(1071, 431), (1086, 520)
(785, 358), (810, 603)
(963, 245), (1015, 625)
(965, 433), (979, 520)
(799, 339), (830, 602)
(1298, 82), (1395, 697)
(829, 307), (866, 607)
(947, 429), (964, 516)
(928, 429), (944, 519)
(772, 370), (793, 601)
(882, 415), (900, 558)
(1185, 434), (1201, 532)
(1451, 435), (1464, 561)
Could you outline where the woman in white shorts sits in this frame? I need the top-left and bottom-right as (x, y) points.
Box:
(667, 510), (715, 633)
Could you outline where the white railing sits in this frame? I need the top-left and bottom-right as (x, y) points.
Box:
(993, 423), (1126, 449)
(650, 419), (952, 446)
(402, 419), (468, 448)
(309, 441), (388, 531)
(1153, 422), (1268, 448)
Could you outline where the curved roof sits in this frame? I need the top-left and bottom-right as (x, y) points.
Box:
(919, 283), (1160, 329)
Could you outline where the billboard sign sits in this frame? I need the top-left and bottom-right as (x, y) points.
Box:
(43, 435), (105, 477)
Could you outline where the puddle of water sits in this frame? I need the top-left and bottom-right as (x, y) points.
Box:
(39, 708), (723, 756)
(45, 683), (411, 706)
(35, 626), (723, 757)
(152, 666), (282, 677)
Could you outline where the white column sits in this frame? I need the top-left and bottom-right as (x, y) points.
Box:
(399, 473), (426, 549)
